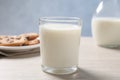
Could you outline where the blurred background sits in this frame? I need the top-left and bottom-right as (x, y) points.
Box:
(0, 0), (99, 36)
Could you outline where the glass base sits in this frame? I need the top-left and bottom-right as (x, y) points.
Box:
(41, 65), (78, 75)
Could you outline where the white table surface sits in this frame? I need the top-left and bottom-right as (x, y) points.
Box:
(0, 37), (120, 80)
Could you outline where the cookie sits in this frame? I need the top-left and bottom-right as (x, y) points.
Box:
(24, 38), (40, 45)
(20, 33), (39, 40)
(0, 36), (28, 46)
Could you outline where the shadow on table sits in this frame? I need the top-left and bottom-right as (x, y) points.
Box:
(0, 51), (40, 59)
(97, 45), (120, 50)
(48, 68), (101, 80)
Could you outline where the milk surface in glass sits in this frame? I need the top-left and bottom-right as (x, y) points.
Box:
(40, 23), (81, 67)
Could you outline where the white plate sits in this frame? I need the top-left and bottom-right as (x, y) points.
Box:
(0, 44), (40, 52)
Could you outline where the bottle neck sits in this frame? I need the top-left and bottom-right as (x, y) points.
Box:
(95, 0), (120, 17)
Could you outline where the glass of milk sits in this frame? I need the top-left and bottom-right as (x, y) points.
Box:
(92, 0), (120, 48)
(39, 17), (82, 74)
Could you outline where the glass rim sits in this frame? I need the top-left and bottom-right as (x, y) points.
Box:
(39, 17), (81, 22)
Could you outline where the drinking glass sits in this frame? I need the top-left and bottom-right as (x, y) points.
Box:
(39, 17), (82, 74)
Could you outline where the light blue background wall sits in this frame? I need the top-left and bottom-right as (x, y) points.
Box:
(0, 0), (100, 36)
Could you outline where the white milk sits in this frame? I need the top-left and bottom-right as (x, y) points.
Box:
(92, 18), (120, 47)
(40, 23), (81, 68)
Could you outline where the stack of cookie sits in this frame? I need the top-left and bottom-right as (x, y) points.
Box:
(0, 33), (40, 46)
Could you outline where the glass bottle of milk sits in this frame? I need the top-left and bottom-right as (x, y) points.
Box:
(92, 0), (120, 48)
